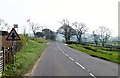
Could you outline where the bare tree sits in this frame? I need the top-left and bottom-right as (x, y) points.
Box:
(0, 19), (5, 30)
(4, 23), (10, 32)
(72, 22), (87, 44)
(96, 26), (111, 47)
(23, 28), (26, 36)
(57, 19), (75, 42)
(27, 19), (43, 37)
(0, 19), (10, 32)
(30, 22), (40, 36)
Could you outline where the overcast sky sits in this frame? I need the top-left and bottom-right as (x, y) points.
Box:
(0, 0), (119, 36)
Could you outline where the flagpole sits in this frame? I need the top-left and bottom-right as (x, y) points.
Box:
(27, 19), (30, 39)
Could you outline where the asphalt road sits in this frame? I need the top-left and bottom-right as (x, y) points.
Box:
(31, 41), (118, 77)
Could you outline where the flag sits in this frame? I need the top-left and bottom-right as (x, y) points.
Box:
(27, 19), (30, 22)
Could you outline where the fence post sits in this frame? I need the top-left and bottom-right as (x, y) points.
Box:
(8, 47), (10, 64)
(11, 46), (14, 64)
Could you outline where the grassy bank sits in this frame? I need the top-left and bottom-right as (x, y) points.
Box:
(3, 38), (47, 76)
(68, 44), (120, 64)
(31, 38), (48, 43)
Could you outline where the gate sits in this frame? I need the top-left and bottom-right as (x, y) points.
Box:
(0, 47), (4, 76)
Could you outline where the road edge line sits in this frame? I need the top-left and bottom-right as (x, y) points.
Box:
(89, 73), (96, 78)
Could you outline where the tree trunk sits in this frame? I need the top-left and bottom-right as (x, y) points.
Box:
(68, 35), (70, 41)
(95, 40), (98, 46)
(64, 35), (68, 42)
(77, 35), (82, 44)
(33, 31), (36, 37)
(102, 43), (105, 47)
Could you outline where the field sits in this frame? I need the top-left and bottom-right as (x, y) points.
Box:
(68, 44), (120, 64)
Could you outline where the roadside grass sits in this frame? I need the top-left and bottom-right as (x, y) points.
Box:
(31, 38), (48, 43)
(68, 44), (120, 64)
(3, 38), (47, 76)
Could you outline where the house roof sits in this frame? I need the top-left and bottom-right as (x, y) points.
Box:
(0, 31), (8, 36)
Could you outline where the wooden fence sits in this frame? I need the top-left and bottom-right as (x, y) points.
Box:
(0, 41), (23, 76)
(3, 41), (23, 64)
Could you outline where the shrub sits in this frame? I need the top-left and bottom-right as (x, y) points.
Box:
(81, 42), (90, 46)
(83, 46), (98, 52)
(66, 41), (78, 44)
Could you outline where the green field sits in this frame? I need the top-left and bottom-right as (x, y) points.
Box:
(3, 38), (48, 76)
(68, 44), (120, 64)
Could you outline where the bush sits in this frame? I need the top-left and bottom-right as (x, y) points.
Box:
(102, 46), (120, 52)
(116, 46), (120, 49)
(66, 41), (78, 44)
(81, 42), (90, 46)
(83, 46), (98, 52)
(20, 35), (28, 46)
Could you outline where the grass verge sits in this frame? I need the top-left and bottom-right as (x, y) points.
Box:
(68, 44), (120, 64)
(3, 38), (47, 76)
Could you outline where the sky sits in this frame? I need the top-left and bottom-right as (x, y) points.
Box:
(0, 0), (119, 37)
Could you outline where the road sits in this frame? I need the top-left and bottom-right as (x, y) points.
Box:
(31, 41), (118, 77)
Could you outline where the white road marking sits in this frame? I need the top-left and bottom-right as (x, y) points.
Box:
(90, 73), (96, 78)
(75, 62), (85, 69)
(57, 42), (96, 78)
(57, 45), (66, 54)
(69, 57), (74, 61)
(64, 44), (67, 45)
(60, 49), (63, 52)
(58, 47), (61, 50)
(65, 54), (68, 57)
